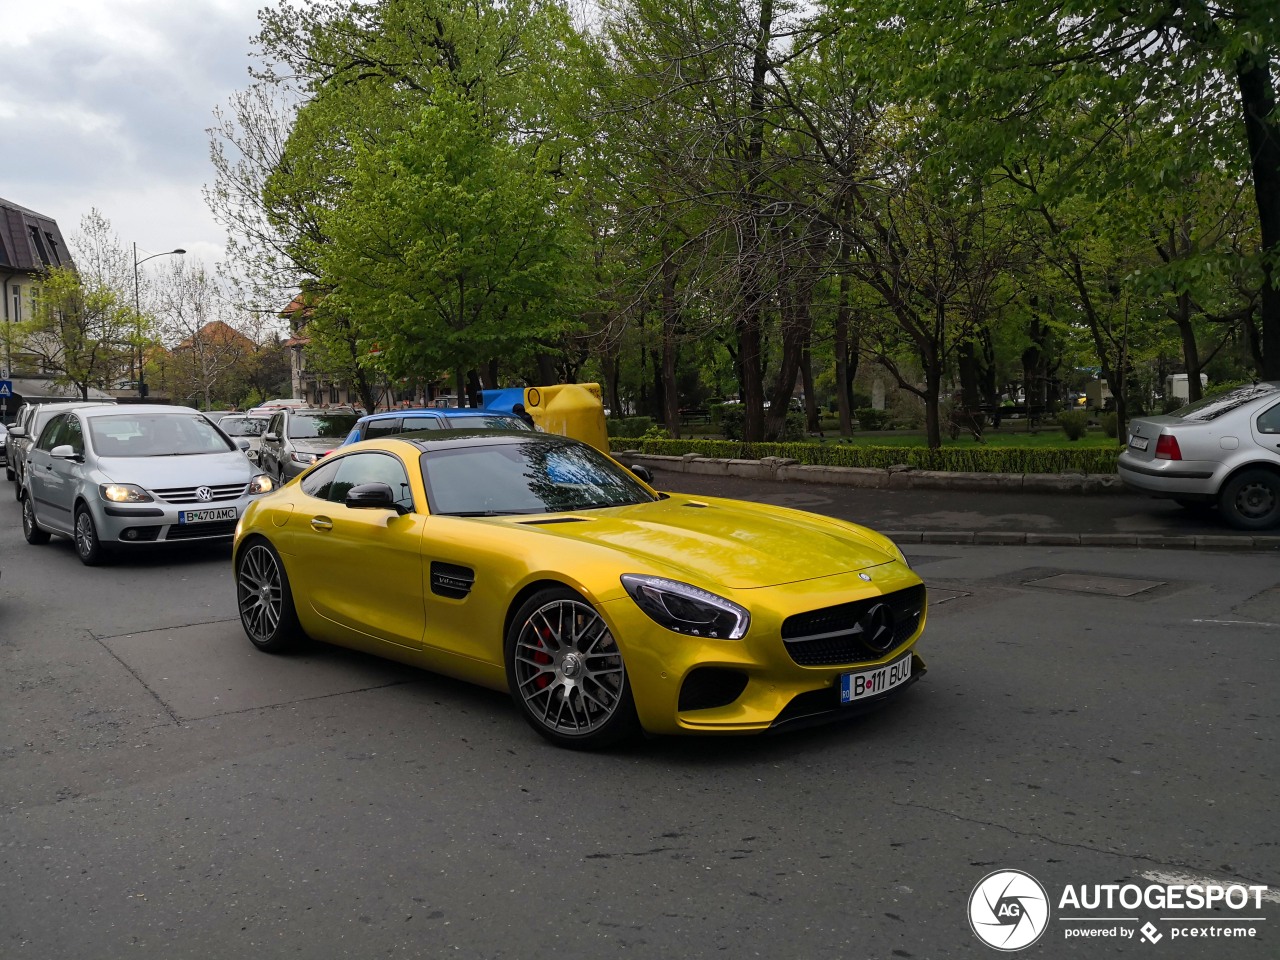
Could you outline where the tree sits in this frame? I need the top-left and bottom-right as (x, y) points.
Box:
(156, 261), (256, 410)
(4, 211), (135, 399)
(832, 0), (1280, 377)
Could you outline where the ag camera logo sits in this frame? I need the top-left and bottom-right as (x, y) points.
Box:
(969, 869), (1050, 951)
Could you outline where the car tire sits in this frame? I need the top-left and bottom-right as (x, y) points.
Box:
(236, 538), (303, 653)
(1218, 468), (1280, 531)
(74, 505), (107, 566)
(22, 494), (51, 545)
(505, 586), (640, 750)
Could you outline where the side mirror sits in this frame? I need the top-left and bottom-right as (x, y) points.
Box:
(235, 438), (251, 451)
(264, 432), (279, 442)
(630, 464), (654, 485)
(9, 426), (26, 438)
(50, 444), (82, 462)
(344, 482), (408, 515)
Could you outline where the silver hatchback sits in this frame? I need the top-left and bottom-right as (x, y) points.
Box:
(1117, 381), (1280, 530)
(21, 405), (277, 564)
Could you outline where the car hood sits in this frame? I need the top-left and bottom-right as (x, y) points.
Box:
(97, 451), (257, 487)
(290, 438), (346, 455)
(507, 494), (899, 590)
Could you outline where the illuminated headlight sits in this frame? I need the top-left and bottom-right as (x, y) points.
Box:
(100, 483), (153, 503)
(290, 451), (317, 464)
(248, 474), (275, 494)
(620, 574), (750, 639)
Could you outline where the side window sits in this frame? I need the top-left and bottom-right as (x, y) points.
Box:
(330, 452), (414, 512)
(401, 417), (442, 433)
(269, 413), (283, 437)
(1257, 401), (1280, 435)
(37, 414), (68, 450)
(299, 457), (342, 501)
(64, 416), (85, 455)
(363, 418), (402, 441)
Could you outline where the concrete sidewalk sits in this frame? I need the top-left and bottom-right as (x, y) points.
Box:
(647, 467), (1280, 551)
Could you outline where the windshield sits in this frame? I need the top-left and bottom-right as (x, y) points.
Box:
(289, 413), (360, 439)
(421, 439), (657, 516)
(1169, 383), (1279, 422)
(88, 414), (236, 457)
(220, 417), (268, 437)
(443, 414), (533, 431)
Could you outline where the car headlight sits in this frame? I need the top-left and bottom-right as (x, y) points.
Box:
(620, 574), (750, 639)
(100, 483), (154, 503)
(248, 474), (275, 494)
(290, 451), (317, 464)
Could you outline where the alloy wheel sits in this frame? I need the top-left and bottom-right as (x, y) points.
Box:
(512, 599), (626, 737)
(238, 543), (283, 644)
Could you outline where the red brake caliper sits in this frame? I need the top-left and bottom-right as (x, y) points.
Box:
(533, 624), (553, 689)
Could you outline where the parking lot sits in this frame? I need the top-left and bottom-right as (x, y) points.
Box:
(1, 485), (1276, 958)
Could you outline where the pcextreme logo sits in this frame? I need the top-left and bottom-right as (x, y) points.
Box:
(968, 869), (1272, 950)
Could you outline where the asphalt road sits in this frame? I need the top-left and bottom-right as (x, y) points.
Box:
(0, 484), (1276, 959)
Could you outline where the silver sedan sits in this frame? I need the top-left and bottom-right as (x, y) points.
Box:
(1118, 381), (1280, 529)
(21, 405), (276, 565)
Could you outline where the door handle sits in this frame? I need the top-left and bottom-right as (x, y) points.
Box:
(310, 517), (333, 531)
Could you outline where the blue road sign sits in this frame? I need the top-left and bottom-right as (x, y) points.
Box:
(0, 380), (12, 398)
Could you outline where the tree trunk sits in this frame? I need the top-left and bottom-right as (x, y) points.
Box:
(834, 276), (855, 437)
(801, 342), (819, 433)
(1236, 50), (1280, 378)
(661, 246), (682, 438)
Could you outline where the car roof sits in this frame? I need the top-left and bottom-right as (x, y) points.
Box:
(387, 430), (572, 453)
(357, 408), (519, 423)
(75, 404), (211, 419)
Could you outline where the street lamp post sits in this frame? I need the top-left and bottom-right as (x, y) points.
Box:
(133, 243), (185, 399)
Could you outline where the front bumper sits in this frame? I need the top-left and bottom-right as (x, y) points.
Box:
(94, 494), (269, 545)
(598, 564), (927, 736)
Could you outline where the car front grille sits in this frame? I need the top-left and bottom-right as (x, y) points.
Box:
(164, 520), (239, 541)
(152, 483), (247, 504)
(781, 584), (926, 666)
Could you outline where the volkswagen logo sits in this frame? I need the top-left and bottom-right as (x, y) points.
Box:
(853, 602), (895, 652)
(196, 486), (213, 502)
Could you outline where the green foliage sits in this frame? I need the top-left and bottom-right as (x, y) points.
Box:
(719, 404), (745, 440)
(856, 408), (892, 431)
(607, 416), (656, 439)
(1056, 411), (1090, 441)
(611, 438), (1120, 474)
(639, 424), (671, 440)
(1098, 412), (1119, 439)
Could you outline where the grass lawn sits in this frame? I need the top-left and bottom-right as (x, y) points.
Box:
(809, 428), (1120, 449)
(681, 423), (1121, 449)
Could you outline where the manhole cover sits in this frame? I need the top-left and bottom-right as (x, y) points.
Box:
(1025, 573), (1165, 597)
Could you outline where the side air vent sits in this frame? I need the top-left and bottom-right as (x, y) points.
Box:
(518, 517), (588, 525)
(430, 562), (475, 599)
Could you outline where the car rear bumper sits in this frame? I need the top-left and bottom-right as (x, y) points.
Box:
(1117, 453), (1221, 497)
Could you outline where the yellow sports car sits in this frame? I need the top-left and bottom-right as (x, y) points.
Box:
(233, 432), (927, 748)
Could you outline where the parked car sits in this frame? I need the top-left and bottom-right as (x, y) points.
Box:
(0, 422), (8, 471)
(340, 408), (534, 445)
(8, 401), (116, 497)
(216, 413), (272, 464)
(258, 408), (362, 483)
(21, 404), (276, 565)
(234, 431), (926, 748)
(1117, 381), (1280, 530)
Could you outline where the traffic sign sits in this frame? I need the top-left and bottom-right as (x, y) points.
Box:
(0, 380), (12, 398)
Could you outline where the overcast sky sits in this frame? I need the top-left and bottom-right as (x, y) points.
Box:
(4, 0), (269, 274)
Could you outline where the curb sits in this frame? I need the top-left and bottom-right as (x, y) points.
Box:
(618, 451), (1125, 494)
(881, 531), (1280, 551)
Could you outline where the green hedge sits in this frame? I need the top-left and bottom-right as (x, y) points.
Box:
(610, 438), (1120, 474)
